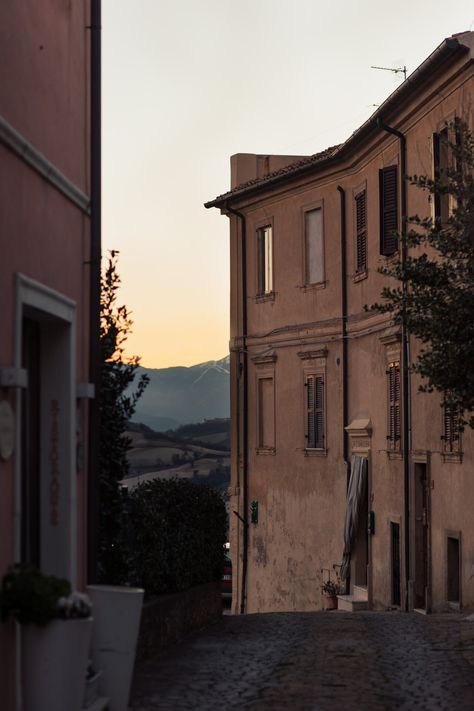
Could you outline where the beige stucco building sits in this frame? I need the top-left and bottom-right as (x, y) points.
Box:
(206, 32), (474, 615)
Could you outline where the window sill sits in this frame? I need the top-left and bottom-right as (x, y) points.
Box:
(380, 251), (399, 264)
(354, 270), (368, 283)
(300, 281), (326, 291)
(255, 292), (275, 303)
(256, 447), (276, 455)
(441, 451), (463, 464)
(387, 449), (402, 460)
(304, 448), (327, 457)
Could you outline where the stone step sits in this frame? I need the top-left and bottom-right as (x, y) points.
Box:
(336, 594), (368, 612)
(83, 697), (109, 711)
(353, 584), (368, 601)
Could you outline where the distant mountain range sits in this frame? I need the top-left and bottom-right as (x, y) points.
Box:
(130, 355), (230, 430)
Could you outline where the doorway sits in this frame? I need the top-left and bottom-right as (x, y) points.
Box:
(16, 276), (77, 584)
(414, 463), (429, 609)
(353, 473), (368, 588)
(21, 317), (41, 567)
(447, 536), (460, 604)
(391, 522), (401, 606)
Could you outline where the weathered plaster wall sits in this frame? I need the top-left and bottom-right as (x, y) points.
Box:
(228, 43), (474, 615)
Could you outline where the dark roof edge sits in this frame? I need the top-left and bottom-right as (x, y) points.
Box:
(205, 36), (469, 210)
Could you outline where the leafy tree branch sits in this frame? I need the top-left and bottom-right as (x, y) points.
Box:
(368, 119), (474, 426)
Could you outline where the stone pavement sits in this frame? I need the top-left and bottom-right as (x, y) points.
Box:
(129, 610), (474, 710)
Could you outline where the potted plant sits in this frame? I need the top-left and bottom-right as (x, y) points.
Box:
(1, 565), (93, 711)
(86, 583), (144, 711)
(321, 576), (342, 610)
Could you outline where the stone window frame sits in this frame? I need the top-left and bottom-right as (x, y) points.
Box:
(252, 353), (277, 455)
(380, 330), (402, 459)
(378, 154), (399, 259)
(441, 398), (463, 463)
(353, 180), (368, 282)
(255, 218), (275, 302)
(300, 199), (326, 291)
(298, 348), (328, 456)
(432, 111), (457, 226)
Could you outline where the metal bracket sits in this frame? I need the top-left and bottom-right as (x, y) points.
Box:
(0, 367), (28, 389)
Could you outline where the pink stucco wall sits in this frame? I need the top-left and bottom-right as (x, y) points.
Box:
(0, 3), (91, 708)
(0, 1), (90, 191)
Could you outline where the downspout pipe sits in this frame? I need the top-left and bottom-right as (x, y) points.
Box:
(88, 0), (102, 583)
(336, 186), (349, 475)
(337, 184), (350, 597)
(376, 118), (410, 611)
(225, 204), (248, 615)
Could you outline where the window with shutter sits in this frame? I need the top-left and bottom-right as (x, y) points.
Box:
(387, 361), (401, 450)
(304, 208), (324, 284)
(355, 190), (367, 273)
(257, 225), (273, 296)
(442, 402), (461, 453)
(305, 373), (325, 449)
(257, 376), (275, 450)
(379, 166), (398, 256)
(433, 129), (450, 225)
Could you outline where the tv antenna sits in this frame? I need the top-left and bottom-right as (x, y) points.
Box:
(371, 64), (407, 81)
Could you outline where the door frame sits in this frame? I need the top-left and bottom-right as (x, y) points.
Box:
(14, 274), (77, 585)
(411, 454), (432, 611)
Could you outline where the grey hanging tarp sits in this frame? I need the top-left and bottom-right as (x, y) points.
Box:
(340, 455), (368, 580)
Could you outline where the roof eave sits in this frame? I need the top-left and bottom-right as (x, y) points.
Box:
(205, 36), (469, 211)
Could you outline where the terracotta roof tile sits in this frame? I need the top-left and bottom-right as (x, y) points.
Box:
(212, 144), (341, 204)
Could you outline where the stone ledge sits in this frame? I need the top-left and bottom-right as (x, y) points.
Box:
(135, 581), (222, 663)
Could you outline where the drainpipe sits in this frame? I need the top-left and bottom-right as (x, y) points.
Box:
(336, 186), (349, 476)
(376, 118), (411, 611)
(88, 0), (102, 584)
(337, 185), (350, 596)
(225, 204), (248, 615)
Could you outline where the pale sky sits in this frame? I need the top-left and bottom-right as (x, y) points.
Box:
(102, 0), (474, 369)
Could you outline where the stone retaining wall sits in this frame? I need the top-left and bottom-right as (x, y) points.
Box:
(135, 581), (222, 662)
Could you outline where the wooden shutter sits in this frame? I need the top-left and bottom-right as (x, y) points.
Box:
(257, 228), (265, 295)
(443, 403), (460, 452)
(305, 374), (325, 449)
(433, 132), (441, 221)
(379, 166), (398, 256)
(388, 362), (400, 449)
(314, 375), (325, 449)
(355, 190), (367, 273)
(433, 129), (450, 224)
(305, 375), (315, 448)
(257, 226), (272, 295)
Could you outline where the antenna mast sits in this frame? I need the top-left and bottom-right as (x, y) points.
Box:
(371, 65), (407, 81)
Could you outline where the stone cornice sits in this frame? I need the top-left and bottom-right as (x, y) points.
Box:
(0, 114), (90, 214)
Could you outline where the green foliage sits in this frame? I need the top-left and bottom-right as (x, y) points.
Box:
(368, 119), (474, 426)
(125, 478), (227, 597)
(99, 251), (149, 584)
(0, 565), (71, 626)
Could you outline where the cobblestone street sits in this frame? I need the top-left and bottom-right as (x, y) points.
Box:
(129, 610), (474, 710)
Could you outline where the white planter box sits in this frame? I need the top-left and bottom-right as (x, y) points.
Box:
(87, 585), (144, 711)
(21, 616), (92, 711)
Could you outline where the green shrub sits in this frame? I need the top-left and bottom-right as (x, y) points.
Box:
(125, 478), (227, 596)
(1, 565), (71, 626)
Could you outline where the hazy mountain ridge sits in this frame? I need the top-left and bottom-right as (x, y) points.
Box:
(124, 419), (230, 493)
(131, 355), (230, 429)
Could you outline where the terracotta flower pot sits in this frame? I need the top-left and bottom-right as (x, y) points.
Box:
(324, 594), (338, 610)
